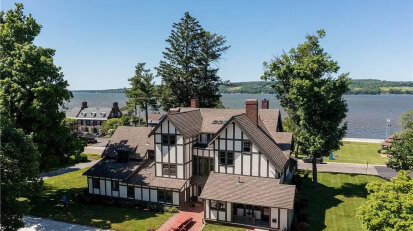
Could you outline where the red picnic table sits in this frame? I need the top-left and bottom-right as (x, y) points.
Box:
(168, 213), (193, 231)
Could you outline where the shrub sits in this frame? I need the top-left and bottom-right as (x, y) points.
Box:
(164, 206), (179, 213)
(91, 127), (98, 133)
(107, 129), (115, 137)
(81, 126), (89, 132)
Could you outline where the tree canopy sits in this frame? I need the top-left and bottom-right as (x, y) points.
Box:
(124, 62), (158, 126)
(262, 30), (350, 187)
(156, 12), (229, 110)
(0, 3), (85, 171)
(356, 171), (413, 231)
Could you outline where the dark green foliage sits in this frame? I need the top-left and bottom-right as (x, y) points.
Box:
(0, 115), (42, 231)
(124, 63), (158, 126)
(262, 30), (350, 187)
(101, 118), (122, 133)
(156, 12), (229, 110)
(387, 131), (413, 171)
(0, 4), (86, 171)
(63, 118), (78, 132)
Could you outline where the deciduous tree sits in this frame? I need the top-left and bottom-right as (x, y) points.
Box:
(262, 30), (350, 187)
(0, 4), (85, 170)
(387, 130), (413, 171)
(356, 171), (413, 231)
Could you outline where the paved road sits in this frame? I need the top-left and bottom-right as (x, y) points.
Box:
(41, 159), (100, 179)
(298, 160), (413, 179)
(19, 216), (108, 231)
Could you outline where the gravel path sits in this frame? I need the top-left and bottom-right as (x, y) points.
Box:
(298, 160), (413, 179)
(19, 216), (108, 231)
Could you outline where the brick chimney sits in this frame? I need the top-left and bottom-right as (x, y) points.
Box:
(81, 101), (88, 109)
(112, 102), (119, 109)
(191, 98), (199, 108)
(246, 99), (258, 126)
(169, 108), (180, 114)
(261, 99), (269, 109)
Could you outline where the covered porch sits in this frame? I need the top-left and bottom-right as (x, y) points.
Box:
(200, 172), (296, 230)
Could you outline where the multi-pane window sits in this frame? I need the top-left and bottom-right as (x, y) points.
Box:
(127, 186), (134, 198)
(162, 135), (176, 145)
(158, 189), (173, 204)
(211, 200), (226, 211)
(219, 151), (234, 166)
(111, 181), (119, 191)
(243, 141), (251, 152)
(92, 178), (100, 189)
(83, 120), (87, 125)
(162, 164), (177, 176)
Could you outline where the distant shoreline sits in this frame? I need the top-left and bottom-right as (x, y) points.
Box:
(70, 90), (413, 96)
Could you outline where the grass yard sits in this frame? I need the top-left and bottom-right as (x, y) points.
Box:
(297, 171), (385, 231)
(299, 141), (386, 165)
(83, 153), (102, 161)
(203, 224), (245, 231)
(26, 168), (173, 231)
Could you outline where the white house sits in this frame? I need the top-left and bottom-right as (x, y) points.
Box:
(83, 98), (296, 230)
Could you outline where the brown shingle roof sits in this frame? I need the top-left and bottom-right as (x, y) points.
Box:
(83, 158), (142, 180)
(148, 113), (165, 121)
(233, 114), (289, 172)
(126, 160), (187, 189)
(200, 172), (296, 209)
(103, 126), (154, 159)
(169, 110), (203, 138)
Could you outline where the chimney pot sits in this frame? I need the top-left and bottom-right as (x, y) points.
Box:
(191, 98), (199, 108)
(81, 101), (88, 109)
(246, 99), (258, 126)
(261, 99), (269, 109)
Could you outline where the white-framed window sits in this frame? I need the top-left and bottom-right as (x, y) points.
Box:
(219, 151), (234, 166)
(162, 164), (177, 176)
(243, 141), (251, 152)
(82, 112), (87, 117)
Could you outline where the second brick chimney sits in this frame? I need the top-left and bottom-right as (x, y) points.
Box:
(191, 98), (199, 108)
(112, 102), (119, 109)
(246, 99), (258, 126)
(81, 101), (88, 109)
(261, 99), (269, 109)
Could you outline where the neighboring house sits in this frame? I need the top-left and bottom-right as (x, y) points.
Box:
(83, 98), (296, 230)
(147, 113), (165, 127)
(65, 101), (123, 133)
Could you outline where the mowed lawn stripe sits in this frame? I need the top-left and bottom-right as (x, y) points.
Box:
(298, 171), (385, 231)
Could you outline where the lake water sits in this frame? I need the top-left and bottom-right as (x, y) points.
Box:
(68, 92), (412, 139)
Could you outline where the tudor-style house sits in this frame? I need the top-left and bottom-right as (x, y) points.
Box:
(83, 98), (296, 230)
(66, 101), (122, 133)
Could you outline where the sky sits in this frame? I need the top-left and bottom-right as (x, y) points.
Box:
(2, 0), (412, 90)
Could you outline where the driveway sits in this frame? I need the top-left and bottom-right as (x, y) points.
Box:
(19, 216), (108, 231)
(41, 159), (100, 179)
(298, 160), (413, 179)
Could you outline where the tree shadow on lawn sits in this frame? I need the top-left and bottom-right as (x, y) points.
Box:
(296, 172), (371, 231)
(26, 186), (165, 230)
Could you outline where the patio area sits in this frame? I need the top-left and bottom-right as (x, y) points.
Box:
(157, 203), (205, 231)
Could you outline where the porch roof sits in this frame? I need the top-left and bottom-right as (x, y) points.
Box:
(200, 172), (296, 209)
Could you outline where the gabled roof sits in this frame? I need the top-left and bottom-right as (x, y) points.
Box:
(200, 172), (296, 209)
(103, 126), (154, 159)
(233, 114), (289, 172)
(65, 107), (82, 118)
(169, 109), (203, 138)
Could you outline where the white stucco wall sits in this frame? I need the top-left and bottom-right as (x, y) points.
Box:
(119, 185), (127, 198)
(99, 180), (105, 195)
(135, 187), (142, 200)
(105, 180), (111, 196)
(88, 178), (93, 193)
(173, 191), (179, 205)
(142, 188), (149, 201)
(271, 208), (279, 229)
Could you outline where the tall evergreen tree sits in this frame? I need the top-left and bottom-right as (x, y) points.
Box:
(262, 30), (350, 187)
(124, 63), (158, 126)
(156, 12), (229, 110)
(0, 4), (85, 171)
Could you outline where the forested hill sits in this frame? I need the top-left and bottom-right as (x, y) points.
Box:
(72, 79), (413, 95)
(218, 79), (413, 94)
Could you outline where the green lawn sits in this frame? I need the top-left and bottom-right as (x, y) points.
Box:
(297, 171), (385, 231)
(203, 224), (245, 231)
(83, 153), (102, 161)
(299, 141), (386, 165)
(26, 168), (173, 231)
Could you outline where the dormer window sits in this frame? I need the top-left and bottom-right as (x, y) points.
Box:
(82, 112), (87, 117)
(100, 112), (106, 117)
(91, 112), (96, 117)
